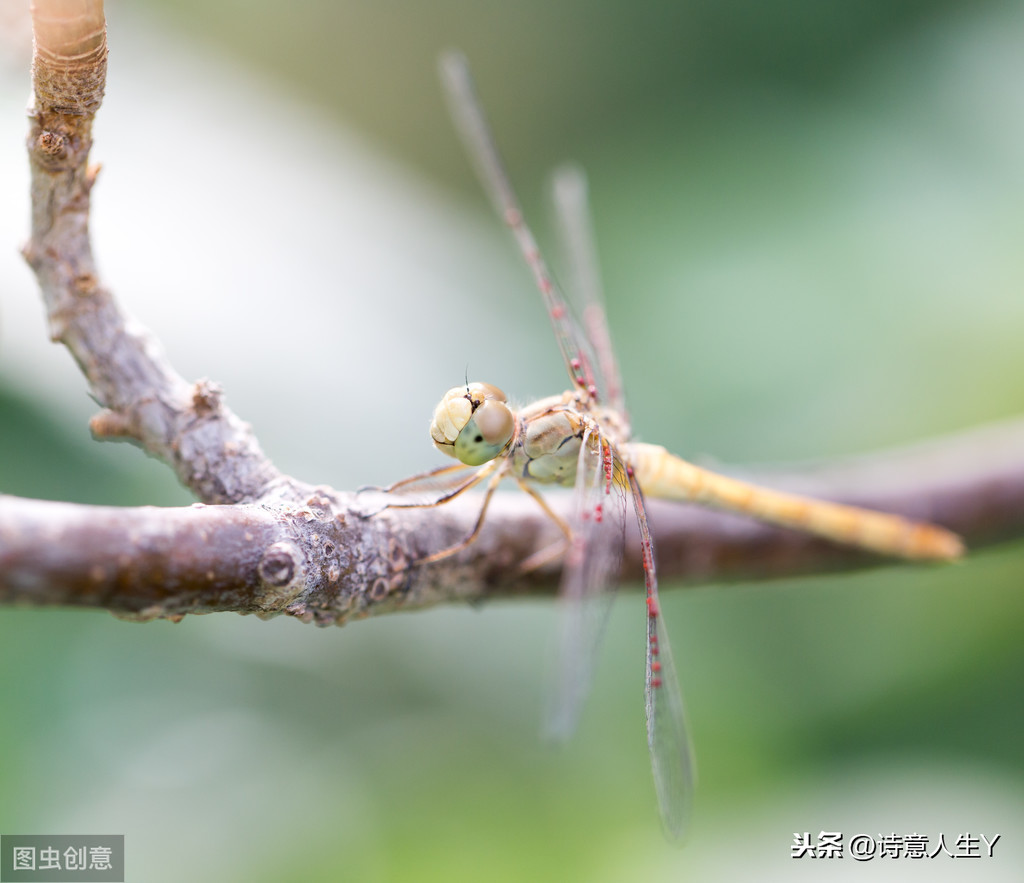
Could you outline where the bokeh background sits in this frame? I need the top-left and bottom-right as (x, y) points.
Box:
(1, 0), (1023, 879)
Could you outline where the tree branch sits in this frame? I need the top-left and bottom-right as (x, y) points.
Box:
(23, 0), (281, 504)
(3, 416), (1023, 622)
(4, 1), (1022, 626)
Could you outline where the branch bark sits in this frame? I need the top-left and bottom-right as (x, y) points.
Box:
(23, 0), (281, 505)
(3, 416), (1024, 622)
(3, 1), (1022, 626)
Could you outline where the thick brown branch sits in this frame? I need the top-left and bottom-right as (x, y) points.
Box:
(23, 0), (281, 504)
(2, 418), (1022, 622)
(0, 497), (299, 619)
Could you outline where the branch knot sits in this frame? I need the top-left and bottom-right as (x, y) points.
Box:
(256, 541), (306, 611)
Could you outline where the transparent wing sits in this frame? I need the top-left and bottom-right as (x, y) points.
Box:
(545, 425), (629, 741)
(550, 166), (626, 417)
(439, 52), (605, 404)
(627, 466), (696, 841)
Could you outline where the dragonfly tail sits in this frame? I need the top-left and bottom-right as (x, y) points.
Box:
(628, 442), (964, 561)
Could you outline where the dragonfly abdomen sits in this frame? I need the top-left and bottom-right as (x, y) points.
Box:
(628, 442), (963, 561)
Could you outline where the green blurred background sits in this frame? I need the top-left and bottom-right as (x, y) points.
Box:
(1, 0), (1022, 879)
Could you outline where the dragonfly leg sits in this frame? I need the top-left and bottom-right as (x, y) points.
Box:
(517, 540), (569, 575)
(416, 462), (509, 565)
(513, 479), (573, 574)
(374, 462), (473, 495)
(372, 462), (497, 512)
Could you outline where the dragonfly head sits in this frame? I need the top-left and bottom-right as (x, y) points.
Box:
(430, 382), (515, 466)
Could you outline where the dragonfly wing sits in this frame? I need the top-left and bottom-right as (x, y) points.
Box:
(646, 596), (696, 840)
(550, 166), (625, 416)
(545, 425), (629, 741)
(628, 468), (696, 840)
(439, 53), (604, 403)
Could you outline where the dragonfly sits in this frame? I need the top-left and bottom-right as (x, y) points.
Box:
(372, 52), (965, 839)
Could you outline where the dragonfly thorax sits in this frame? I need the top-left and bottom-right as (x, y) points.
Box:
(430, 382), (516, 466)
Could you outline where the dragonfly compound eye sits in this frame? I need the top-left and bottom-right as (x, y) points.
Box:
(454, 398), (515, 465)
(430, 391), (473, 453)
(430, 383), (514, 462)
